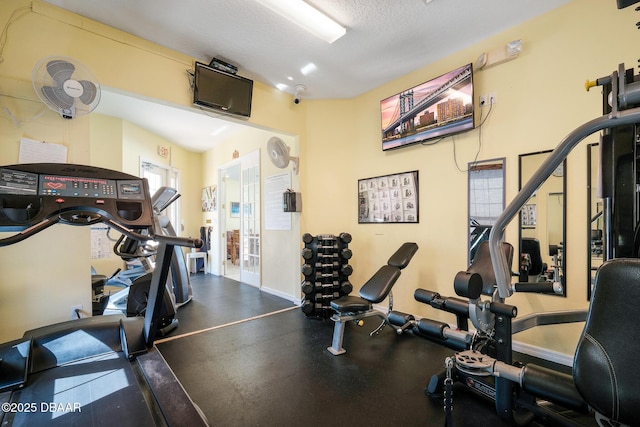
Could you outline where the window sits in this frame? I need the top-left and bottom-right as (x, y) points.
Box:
(140, 160), (181, 233)
(468, 159), (505, 263)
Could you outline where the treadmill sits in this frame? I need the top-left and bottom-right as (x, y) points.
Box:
(0, 163), (208, 426)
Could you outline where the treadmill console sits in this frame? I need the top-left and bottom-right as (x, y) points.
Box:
(0, 164), (154, 231)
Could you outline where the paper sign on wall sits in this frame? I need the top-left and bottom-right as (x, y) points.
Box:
(19, 137), (67, 163)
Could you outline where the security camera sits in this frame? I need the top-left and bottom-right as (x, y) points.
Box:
(293, 85), (306, 105)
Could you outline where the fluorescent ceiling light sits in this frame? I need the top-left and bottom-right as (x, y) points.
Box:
(255, 0), (346, 43)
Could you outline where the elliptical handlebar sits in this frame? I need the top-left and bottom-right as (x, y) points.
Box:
(103, 216), (201, 249)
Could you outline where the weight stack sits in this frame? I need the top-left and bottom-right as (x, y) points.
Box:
(300, 232), (353, 318)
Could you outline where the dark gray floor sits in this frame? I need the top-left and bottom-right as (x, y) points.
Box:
(156, 274), (592, 427)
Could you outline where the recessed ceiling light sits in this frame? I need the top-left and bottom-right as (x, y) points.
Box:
(276, 83), (288, 91)
(255, 0), (346, 43)
(210, 126), (227, 136)
(300, 62), (317, 76)
(287, 76), (294, 81)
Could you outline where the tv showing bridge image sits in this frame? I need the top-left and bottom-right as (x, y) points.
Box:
(381, 63), (474, 151)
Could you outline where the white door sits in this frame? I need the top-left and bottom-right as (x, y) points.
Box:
(240, 150), (260, 286)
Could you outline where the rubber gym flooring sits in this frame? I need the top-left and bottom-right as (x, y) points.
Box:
(156, 274), (594, 427)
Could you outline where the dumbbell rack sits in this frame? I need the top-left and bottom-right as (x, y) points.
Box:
(300, 232), (353, 318)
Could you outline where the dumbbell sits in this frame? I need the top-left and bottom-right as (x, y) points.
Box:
(340, 281), (353, 294)
(341, 264), (353, 276)
(301, 263), (314, 276)
(316, 271), (339, 280)
(301, 247), (314, 260)
(339, 232), (352, 243)
(301, 300), (322, 315)
(302, 280), (340, 294)
(314, 292), (340, 301)
(341, 248), (352, 260)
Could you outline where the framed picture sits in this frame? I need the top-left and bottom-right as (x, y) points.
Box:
(230, 201), (240, 217)
(202, 185), (217, 212)
(358, 170), (418, 223)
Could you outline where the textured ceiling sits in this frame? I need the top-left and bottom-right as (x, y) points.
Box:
(42, 0), (570, 100)
(37, 0), (571, 152)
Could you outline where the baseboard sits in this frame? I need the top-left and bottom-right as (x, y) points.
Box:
(512, 340), (574, 367)
(260, 286), (300, 305)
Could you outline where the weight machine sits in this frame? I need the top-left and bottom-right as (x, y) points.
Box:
(418, 56), (640, 426)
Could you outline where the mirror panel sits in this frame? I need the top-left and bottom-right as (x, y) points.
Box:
(587, 142), (603, 300)
(468, 158), (505, 264)
(518, 151), (566, 295)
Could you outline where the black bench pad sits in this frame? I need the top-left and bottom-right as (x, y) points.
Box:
(387, 242), (419, 269)
(330, 296), (371, 313)
(359, 264), (401, 303)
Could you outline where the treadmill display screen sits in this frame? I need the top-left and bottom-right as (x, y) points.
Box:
(39, 175), (117, 198)
(117, 180), (145, 200)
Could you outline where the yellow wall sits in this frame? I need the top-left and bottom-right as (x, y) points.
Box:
(300, 0), (638, 352)
(0, 0), (637, 352)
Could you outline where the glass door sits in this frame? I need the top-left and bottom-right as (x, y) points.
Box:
(240, 150), (260, 286)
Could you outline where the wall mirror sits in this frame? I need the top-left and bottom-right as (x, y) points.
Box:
(518, 150), (566, 296)
(587, 142), (603, 300)
(468, 158), (505, 264)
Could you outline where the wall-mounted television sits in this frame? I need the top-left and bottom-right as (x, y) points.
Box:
(381, 63), (475, 151)
(193, 61), (253, 118)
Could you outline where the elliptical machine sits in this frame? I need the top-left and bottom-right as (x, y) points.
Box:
(94, 186), (193, 336)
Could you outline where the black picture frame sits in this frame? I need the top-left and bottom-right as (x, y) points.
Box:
(358, 170), (419, 223)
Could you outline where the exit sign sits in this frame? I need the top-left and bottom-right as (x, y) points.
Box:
(158, 146), (170, 158)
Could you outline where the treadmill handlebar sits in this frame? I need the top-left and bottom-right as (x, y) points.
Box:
(0, 216), (59, 247)
(0, 212), (201, 250)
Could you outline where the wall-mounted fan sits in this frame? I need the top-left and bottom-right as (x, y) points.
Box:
(32, 56), (101, 119)
(267, 136), (299, 174)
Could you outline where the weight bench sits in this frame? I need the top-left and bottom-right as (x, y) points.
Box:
(326, 242), (418, 355)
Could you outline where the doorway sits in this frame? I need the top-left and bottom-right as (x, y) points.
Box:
(219, 150), (261, 286)
(220, 162), (241, 281)
(140, 159), (180, 229)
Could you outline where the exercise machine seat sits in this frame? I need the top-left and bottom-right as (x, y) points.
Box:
(330, 242), (418, 312)
(573, 259), (640, 426)
(521, 237), (544, 275)
(357, 265), (402, 304)
(456, 241), (513, 298)
(329, 295), (373, 313)
(472, 241), (514, 295)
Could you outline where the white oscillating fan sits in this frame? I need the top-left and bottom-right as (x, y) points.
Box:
(32, 56), (101, 119)
(267, 136), (299, 174)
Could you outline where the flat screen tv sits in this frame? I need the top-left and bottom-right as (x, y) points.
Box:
(381, 63), (474, 151)
(193, 61), (253, 118)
